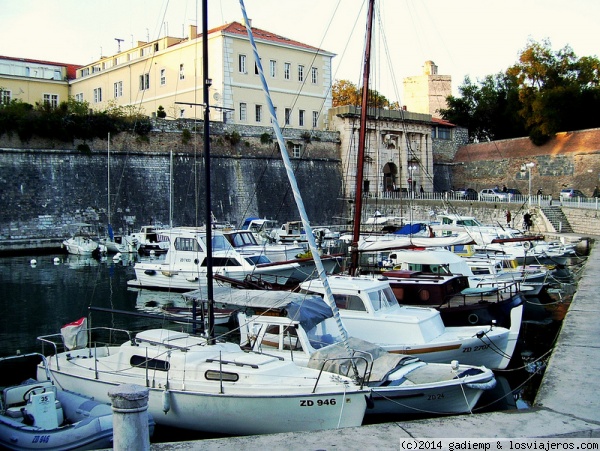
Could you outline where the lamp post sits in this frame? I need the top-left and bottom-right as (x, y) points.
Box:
(525, 162), (535, 205)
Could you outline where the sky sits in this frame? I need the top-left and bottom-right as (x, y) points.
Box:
(2, 0), (599, 100)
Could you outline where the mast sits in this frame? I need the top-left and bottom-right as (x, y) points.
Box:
(350, 0), (375, 275)
(202, 0), (215, 343)
(239, 0), (360, 381)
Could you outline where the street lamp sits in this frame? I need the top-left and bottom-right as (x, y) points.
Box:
(525, 162), (535, 205)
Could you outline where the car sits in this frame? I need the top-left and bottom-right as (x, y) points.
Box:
(452, 187), (478, 200)
(479, 188), (509, 201)
(560, 188), (587, 200)
(506, 188), (525, 202)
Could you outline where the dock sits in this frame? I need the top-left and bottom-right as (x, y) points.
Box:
(150, 243), (600, 449)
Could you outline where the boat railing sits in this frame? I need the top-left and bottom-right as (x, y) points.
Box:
(453, 280), (521, 306)
(37, 327), (133, 371)
(311, 355), (371, 391)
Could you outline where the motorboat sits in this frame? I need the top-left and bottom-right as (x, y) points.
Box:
(0, 353), (150, 451)
(36, 319), (369, 435)
(298, 275), (522, 370)
(100, 230), (139, 254)
(61, 223), (102, 256)
(127, 227), (339, 291)
(380, 268), (525, 328)
(223, 229), (305, 262)
(201, 289), (496, 416)
(129, 226), (170, 255)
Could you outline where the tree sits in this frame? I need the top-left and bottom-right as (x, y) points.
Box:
(440, 39), (600, 145)
(332, 79), (397, 109)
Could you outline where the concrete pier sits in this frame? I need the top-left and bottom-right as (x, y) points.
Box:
(150, 245), (600, 449)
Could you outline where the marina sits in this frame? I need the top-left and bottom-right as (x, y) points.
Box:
(0, 246), (584, 445)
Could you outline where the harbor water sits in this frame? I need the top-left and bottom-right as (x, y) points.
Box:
(0, 251), (583, 442)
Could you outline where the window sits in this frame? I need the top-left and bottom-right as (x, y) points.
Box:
(139, 73), (150, 91)
(271, 106), (277, 124)
(437, 127), (451, 140)
(312, 111), (319, 128)
(254, 58), (261, 75)
(284, 62), (290, 80)
(0, 90), (11, 104)
(114, 81), (123, 98)
(298, 65), (304, 82)
(75, 93), (83, 102)
(179, 109), (185, 118)
(292, 143), (301, 158)
(93, 88), (102, 103)
(160, 69), (166, 86)
(141, 46), (150, 57)
(239, 54), (246, 73)
(174, 237), (201, 252)
(270, 60), (276, 77)
(285, 108), (292, 126)
(81, 68), (90, 77)
(239, 102), (247, 121)
(255, 104), (262, 123)
(92, 65), (101, 73)
(298, 110), (305, 127)
(179, 64), (185, 80)
(311, 67), (318, 84)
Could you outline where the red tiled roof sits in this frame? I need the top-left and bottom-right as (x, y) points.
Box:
(204, 22), (334, 54)
(0, 55), (81, 80)
(432, 116), (455, 127)
(454, 128), (600, 162)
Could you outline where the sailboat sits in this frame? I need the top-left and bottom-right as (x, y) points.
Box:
(36, 0), (368, 436)
(99, 133), (139, 254)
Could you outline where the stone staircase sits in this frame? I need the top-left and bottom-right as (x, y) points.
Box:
(540, 206), (574, 233)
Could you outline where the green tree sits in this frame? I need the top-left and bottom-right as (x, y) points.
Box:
(441, 39), (600, 144)
(332, 79), (397, 109)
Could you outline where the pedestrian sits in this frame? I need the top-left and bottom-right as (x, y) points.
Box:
(536, 188), (543, 196)
(506, 210), (512, 227)
(502, 185), (507, 193)
(524, 212), (532, 231)
(419, 185), (424, 196)
(593, 186), (600, 198)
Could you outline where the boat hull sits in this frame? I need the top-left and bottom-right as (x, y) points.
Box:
(41, 366), (367, 435)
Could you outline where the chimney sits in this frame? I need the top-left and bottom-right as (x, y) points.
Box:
(242, 18), (252, 28)
(189, 25), (197, 39)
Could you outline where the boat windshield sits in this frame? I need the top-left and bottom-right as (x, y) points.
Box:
(245, 255), (271, 265)
(367, 286), (398, 311)
(304, 316), (344, 350)
(200, 234), (235, 252)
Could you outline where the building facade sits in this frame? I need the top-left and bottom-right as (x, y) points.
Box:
(69, 21), (335, 130)
(0, 56), (77, 107)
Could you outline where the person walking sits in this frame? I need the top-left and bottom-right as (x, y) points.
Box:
(524, 212), (532, 231)
(506, 210), (512, 227)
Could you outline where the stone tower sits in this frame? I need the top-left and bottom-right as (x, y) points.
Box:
(403, 61), (451, 119)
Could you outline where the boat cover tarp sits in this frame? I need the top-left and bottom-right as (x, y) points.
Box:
(393, 223), (426, 235)
(183, 289), (333, 331)
(307, 337), (420, 383)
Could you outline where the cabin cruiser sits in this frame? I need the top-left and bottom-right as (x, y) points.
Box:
(298, 275), (522, 370)
(127, 227), (337, 291)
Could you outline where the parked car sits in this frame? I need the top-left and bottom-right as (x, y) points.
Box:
(560, 188), (587, 200)
(452, 187), (478, 200)
(506, 188), (525, 202)
(479, 188), (509, 202)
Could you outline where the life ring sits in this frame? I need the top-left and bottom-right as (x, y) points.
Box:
(468, 313), (479, 325)
(523, 241), (532, 250)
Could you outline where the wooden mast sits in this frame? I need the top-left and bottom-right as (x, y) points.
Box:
(350, 0), (375, 274)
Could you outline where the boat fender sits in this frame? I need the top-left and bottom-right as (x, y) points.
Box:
(523, 241), (531, 250)
(162, 388), (171, 414)
(466, 379), (497, 391)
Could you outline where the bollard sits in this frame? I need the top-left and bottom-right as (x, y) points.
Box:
(108, 384), (151, 451)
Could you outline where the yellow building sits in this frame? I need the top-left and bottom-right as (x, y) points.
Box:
(0, 56), (75, 107)
(70, 20), (335, 130)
